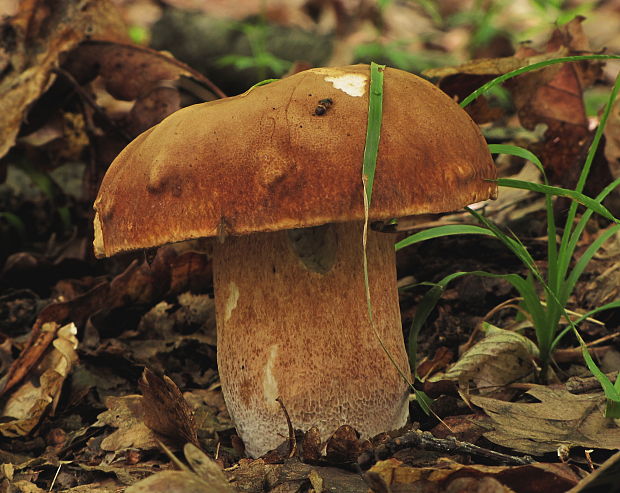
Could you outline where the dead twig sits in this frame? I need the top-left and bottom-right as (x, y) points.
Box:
(276, 397), (297, 458)
(356, 430), (535, 470)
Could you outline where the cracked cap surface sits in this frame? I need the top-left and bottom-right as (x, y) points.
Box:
(94, 64), (497, 257)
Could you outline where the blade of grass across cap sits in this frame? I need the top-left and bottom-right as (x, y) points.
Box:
(361, 63), (414, 391)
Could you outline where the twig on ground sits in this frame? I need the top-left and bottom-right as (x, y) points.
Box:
(357, 430), (535, 470)
(276, 397), (297, 458)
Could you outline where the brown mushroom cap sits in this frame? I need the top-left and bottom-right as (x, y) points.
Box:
(94, 64), (497, 257)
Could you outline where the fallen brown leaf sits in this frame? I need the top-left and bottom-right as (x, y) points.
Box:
(95, 395), (160, 452)
(139, 368), (199, 448)
(370, 457), (583, 493)
(471, 385), (620, 455)
(431, 324), (539, 396)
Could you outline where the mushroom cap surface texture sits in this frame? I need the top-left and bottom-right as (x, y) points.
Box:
(93, 64), (497, 257)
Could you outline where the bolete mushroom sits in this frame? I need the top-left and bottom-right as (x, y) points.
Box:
(94, 65), (497, 457)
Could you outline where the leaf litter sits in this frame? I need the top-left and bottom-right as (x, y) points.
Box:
(0, 1), (619, 492)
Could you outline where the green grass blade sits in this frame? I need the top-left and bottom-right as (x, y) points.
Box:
(360, 62), (413, 392)
(466, 206), (540, 275)
(561, 176), (620, 280)
(497, 179), (619, 222)
(560, 69), (620, 261)
(0, 211), (26, 239)
(460, 54), (620, 108)
(362, 63), (385, 206)
(488, 144), (559, 295)
(561, 224), (620, 303)
(395, 225), (496, 250)
(487, 144), (546, 181)
(573, 327), (620, 403)
(408, 271), (469, 371)
(407, 270), (546, 370)
(553, 300), (620, 350)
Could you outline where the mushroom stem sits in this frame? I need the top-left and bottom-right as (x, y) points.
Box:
(213, 221), (411, 457)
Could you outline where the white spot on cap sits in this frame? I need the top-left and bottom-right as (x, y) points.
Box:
(263, 345), (279, 407)
(324, 74), (367, 97)
(224, 282), (239, 322)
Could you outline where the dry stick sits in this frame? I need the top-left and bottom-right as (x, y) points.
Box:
(356, 429), (535, 470)
(276, 397), (297, 458)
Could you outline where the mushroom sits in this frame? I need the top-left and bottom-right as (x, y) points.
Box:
(93, 65), (497, 457)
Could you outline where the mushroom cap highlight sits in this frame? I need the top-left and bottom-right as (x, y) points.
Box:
(94, 64), (497, 257)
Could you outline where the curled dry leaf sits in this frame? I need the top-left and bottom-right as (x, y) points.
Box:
(0, 323), (78, 437)
(64, 40), (223, 102)
(370, 457), (582, 493)
(139, 368), (199, 448)
(431, 324), (539, 396)
(470, 385), (620, 455)
(0, 0), (127, 159)
(301, 426), (322, 462)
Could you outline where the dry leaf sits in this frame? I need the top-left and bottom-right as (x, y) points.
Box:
(471, 385), (620, 455)
(0, 0), (127, 159)
(95, 395), (160, 452)
(183, 443), (233, 491)
(0, 322), (78, 437)
(139, 368), (199, 447)
(432, 324), (539, 395)
(324, 425), (370, 464)
(0, 282), (108, 396)
(370, 457), (582, 493)
(124, 471), (211, 493)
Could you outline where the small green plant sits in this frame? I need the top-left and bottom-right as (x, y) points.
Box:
(354, 40), (454, 73)
(217, 19), (292, 82)
(397, 54), (620, 416)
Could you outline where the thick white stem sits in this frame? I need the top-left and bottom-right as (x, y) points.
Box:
(213, 221), (411, 457)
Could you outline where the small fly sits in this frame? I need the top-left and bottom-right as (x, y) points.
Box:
(314, 98), (333, 116)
